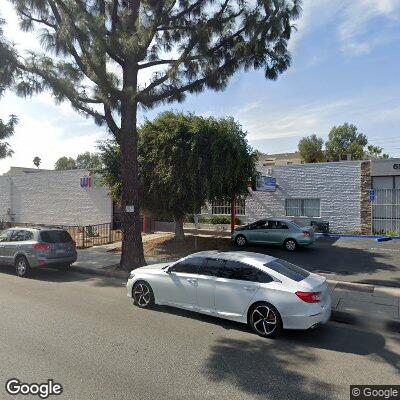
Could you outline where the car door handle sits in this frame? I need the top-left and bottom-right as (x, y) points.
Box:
(186, 278), (197, 284)
(243, 286), (256, 291)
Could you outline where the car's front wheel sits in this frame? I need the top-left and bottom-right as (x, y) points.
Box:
(248, 302), (283, 338)
(284, 238), (297, 251)
(234, 234), (247, 247)
(132, 281), (154, 308)
(15, 256), (31, 278)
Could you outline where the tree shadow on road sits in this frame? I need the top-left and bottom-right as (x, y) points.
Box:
(201, 322), (399, 400)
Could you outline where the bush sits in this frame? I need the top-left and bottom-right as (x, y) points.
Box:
(209, 215), (242, 225)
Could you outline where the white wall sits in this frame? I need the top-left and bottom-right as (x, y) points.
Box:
(0, 177), (11, 220)
(246, 162), (362, 232)
(1, 170), (112, 226)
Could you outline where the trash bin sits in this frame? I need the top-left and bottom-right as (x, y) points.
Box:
(311, 220), (329, 233)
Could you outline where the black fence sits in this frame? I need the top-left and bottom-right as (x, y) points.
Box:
(0, 221), (122, 249)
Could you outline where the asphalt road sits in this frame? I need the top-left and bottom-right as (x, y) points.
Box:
(0, 268), (399, 400)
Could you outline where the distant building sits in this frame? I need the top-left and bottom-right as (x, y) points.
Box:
(257, 152), (303, 167)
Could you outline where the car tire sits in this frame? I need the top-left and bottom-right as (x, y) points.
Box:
(132, 281), (154, 309)
(248, 302), (283, 338)
(235, 234), (247, 247)
(15, 256), (31, 278)
(284, 238), (297, 251)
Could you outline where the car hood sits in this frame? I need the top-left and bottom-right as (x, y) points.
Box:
(132, 262), (171, 273)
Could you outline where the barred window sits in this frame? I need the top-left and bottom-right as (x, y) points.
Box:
(211, 198), (246, 216)
(285, 198), (320, 218)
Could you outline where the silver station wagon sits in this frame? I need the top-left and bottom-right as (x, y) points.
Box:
(231, 218), (316, 251)
(0, 227), (77, 277)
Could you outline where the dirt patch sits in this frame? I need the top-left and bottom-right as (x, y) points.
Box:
(109, 233), (233, 260)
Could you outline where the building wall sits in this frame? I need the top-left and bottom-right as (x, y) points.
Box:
(246, 162), (362, 232)
(0, 177), (11, 221)
(1, 170), (112, 226)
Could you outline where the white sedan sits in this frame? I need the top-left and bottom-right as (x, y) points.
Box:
(126, 251), (331, 338)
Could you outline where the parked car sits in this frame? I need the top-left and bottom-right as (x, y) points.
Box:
(231, 218), (316, 251)
(126, 251), (331, 338)
(0, 227), (77, 277)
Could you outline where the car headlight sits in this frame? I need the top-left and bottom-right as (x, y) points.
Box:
(129, 272), (135, 279)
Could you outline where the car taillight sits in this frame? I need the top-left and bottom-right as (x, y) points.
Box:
(296, 291), (321, 303)
(33, 243), (50, 251)
(303, 231), (311, 237)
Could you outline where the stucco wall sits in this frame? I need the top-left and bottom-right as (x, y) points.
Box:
(1, 170), (112, 226)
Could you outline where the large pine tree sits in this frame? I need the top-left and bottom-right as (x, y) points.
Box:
(0, 0), (301, 269)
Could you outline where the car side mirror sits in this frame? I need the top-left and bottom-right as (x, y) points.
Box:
(165, 268), (172, 274)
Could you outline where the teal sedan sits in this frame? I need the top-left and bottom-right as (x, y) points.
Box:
(231, 218), (316, 251)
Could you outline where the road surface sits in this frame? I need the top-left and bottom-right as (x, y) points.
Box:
(0, 267), (398, 400)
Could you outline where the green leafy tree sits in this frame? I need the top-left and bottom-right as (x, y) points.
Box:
(33, 156), (41, 168)
(54, 156), (77, 170)
(1, 0), (300, 268)
(0, 115), (17, 159)
(325, 123), (368, 161)
(76, 151), (102, 171)
(99, 112), (258, 240)
(366, 144), (389, 160)
(298, 134), (325, 163)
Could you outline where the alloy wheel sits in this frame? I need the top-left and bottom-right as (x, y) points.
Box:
(17, 259), (27, 276)
(236, 236), (246, 246)
(251, 305), (277, 336)
(285, 239), (296, 251)
(133, 283), (151, 307)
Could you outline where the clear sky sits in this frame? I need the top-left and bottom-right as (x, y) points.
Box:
(1, 0), (400, 173)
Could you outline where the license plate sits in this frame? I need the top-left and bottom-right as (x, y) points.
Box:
(55, 249), (65, 255)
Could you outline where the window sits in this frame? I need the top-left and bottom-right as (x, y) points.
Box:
(10, 230), (34, 242)
(268, 221), (289, 229)
(200, 258), (224, 276)
(170, 257), (203, 274)
(265, 259), (310, 282)
(219, 261), (258, 282)
(40, 230), (73, 243)
(211, 198), (245, 216)
(0, 230), (10, 242)
(285, 198), (320, 218)
(249, 220), (268, 230)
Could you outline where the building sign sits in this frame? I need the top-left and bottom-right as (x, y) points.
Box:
(394, 163), (399, 170)
(80, 174), (101, 189)
(256, 176), (277, 191)
(369, 190), (376, 202)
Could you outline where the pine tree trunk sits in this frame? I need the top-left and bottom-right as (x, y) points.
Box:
(118, 64), (145, 270)
(174, 217), (185, 241)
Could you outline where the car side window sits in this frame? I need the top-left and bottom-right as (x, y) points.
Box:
(0, 230), (10, 242)
(200, 258), (223, 277)
(170, 257), (203, 274)
(257, 270), (274, 283)
(219, 261), (259, 282)
(250, 220), (268, 230)
(269, 221), (288, 229)
(10, 230), (34, 242)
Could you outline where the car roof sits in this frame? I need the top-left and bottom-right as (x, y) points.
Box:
(187, 251), (276, 265)
(7, 226), (66, 231)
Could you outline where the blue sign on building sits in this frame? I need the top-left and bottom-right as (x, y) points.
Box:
(256, 176), (277, 191)
(369, 190), (376, 202)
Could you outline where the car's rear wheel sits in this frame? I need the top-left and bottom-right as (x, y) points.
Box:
(284, 238), (297, 251)
(15, 256), (31, 278)
(132, 281), (154, 308)
(235, 234), (247, 247)
(248, 302), (283, 338)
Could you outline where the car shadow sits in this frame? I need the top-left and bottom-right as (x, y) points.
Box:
(0, 264), (125, 287)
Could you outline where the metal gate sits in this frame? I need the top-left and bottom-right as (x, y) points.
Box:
(372, 189), (400, 235)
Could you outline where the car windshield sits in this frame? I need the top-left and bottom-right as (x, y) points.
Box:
(265, 259), (310, 282)
(40, 230), (73, 243)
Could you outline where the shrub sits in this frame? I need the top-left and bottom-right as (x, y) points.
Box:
(209, 215), (242, 225)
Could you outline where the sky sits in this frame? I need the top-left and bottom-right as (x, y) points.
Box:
(0, 0), (400, 173)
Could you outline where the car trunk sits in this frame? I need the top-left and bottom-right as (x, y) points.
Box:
(299, 273), (330, 305)
(40, 230), (75, 259)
